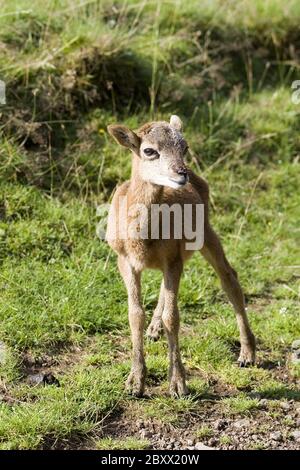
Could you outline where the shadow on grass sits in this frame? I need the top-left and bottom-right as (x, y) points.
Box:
(258, 360), (283, 370)
(257, 386), (300, 401)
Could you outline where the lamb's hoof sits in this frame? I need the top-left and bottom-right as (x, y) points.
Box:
(169, 374), (188, 398)
(126, 369), (146, 398)
(146, 320), (163, 342)
(238, 347), (256, 367)
(238, 359), (255, 368)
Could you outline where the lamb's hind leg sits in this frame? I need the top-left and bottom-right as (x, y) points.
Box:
(118, 255), (146, 397)
(162, 260), (188, 397)
(201, 227), (256, 366)
(146, 280), (164, 341)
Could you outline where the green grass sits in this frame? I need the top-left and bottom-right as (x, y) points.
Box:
(0, 364), (126, 450)
(221, 395), (260, 415)
(128, 395), (197, 425)
(220, 435), (232, 446)
(196, 425), (214, 439)
(0, 0), (300, 451)
(96, 437), (149, 450)
(249, 442), (268, 450)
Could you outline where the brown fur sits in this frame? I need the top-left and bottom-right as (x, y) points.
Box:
(106, 117), (255, 397)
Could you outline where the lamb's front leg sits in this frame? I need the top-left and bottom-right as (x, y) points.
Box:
(118, 256), (146, 397)
(162, 260), (188, 397)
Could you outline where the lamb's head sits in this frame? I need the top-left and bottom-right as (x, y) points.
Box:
(107, 115), (189, 189)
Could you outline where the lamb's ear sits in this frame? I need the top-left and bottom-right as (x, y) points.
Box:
(170, 115), (183, 131)
(107, 124), (140, 152)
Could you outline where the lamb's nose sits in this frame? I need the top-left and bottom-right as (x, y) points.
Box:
(177, 166), (187, 176)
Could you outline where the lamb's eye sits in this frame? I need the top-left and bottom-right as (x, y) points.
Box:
(144, 148), (159, 157)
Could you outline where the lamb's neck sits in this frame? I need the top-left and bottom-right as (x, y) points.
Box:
(129, 154), (163, 206)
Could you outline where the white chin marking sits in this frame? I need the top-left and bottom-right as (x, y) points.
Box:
(150, 175), (187, 189)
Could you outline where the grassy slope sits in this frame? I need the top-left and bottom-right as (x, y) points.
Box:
(0, 0), (300, 450)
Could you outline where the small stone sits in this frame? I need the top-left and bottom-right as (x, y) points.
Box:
(291, 430), (300, 442)
(27, 372), (60, 387)
(187, 446), (195, 450)
(136, 419), (144, 429)
(291, 339), (300, 350)
(140, 429), (152, 439)
(27, 373), (45, 385)
(149, 422), (156, 432)
(107, 19), (116, 29)
(195, 442), (216, 450)
(214, 419), (226, 430)
(270, 431), (282, 442)
(259, 399), (268, 408)
(208, 438), (218, 446)
(291, 352), (300, 364)
(280, 402), (291, 411)
(233, 418), (250, 429)
(187, 439), (195, 446)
